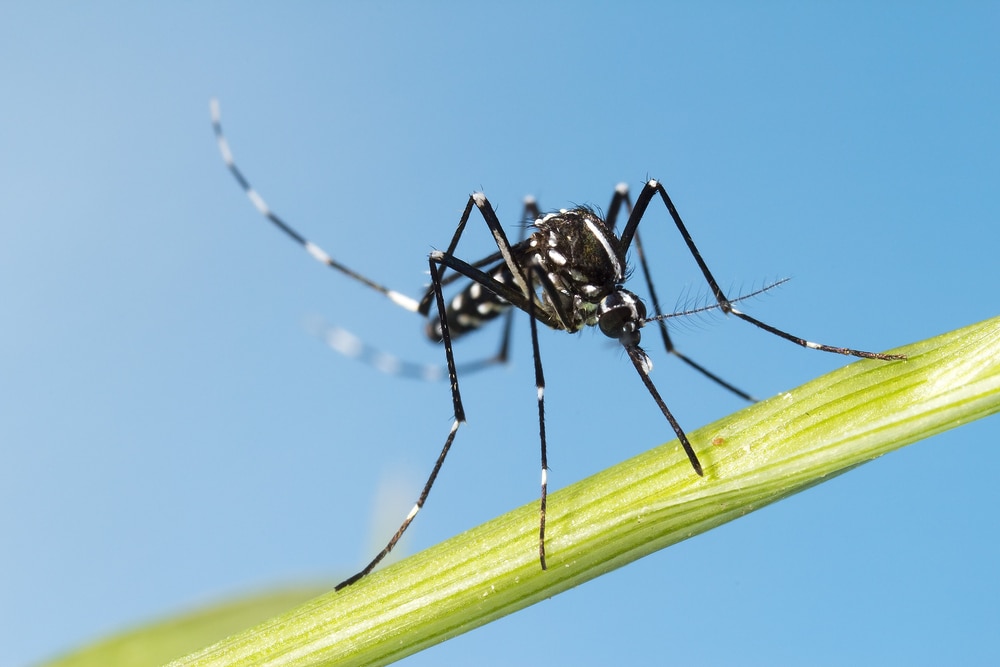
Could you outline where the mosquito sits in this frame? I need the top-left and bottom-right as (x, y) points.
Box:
(210, 100), (905, 589)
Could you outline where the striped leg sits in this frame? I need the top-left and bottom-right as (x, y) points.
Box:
(607, 183), (758, 401)
(618, 180), (907, 362)
(211, 99), (518, 379)
(335, 259), (466, 590)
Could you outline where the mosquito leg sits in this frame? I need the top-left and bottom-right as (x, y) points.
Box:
(632, 229), (759, 400)
(608, 183), (758, 400)
(525, 265), (549, 570)
(211, 100), (421, 313)
(482, 196), (541, 366)
(625, 345), (704, 476)
(335, 417), (462, 590)
(620, 179), (906, 362)
(335, 260), (467, 590)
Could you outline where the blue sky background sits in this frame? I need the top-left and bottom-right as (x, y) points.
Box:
(2, 4), (998, 666)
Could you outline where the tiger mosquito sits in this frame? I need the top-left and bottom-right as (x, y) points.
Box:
(210, 100), (905, 590)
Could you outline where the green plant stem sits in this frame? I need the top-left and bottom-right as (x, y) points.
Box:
(44, 589), (329, 667)
(171, 315), (1000, 667)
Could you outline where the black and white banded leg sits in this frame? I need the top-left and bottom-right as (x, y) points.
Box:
(618, 180), (907, 361)
(334, 255), (474, 590)
(211, 99), (524, 380)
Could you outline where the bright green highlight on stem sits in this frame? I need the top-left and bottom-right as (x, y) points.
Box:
(44, 588), (329, 667)
(54, 316), (1000, 667)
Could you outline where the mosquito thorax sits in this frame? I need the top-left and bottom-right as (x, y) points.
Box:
(522, 206), (630, 333)
(530, 209), (625, 295)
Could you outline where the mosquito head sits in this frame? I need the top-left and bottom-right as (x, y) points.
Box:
(597, 288), (646, 347)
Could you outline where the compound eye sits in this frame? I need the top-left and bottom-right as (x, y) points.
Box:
(597, 290), (646, 341)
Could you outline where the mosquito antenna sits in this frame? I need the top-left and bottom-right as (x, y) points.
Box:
(643, 278), (791, 325)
